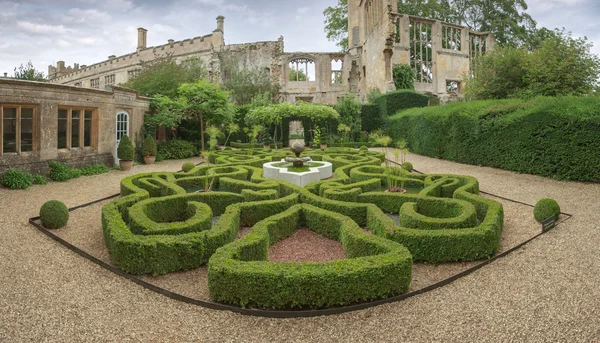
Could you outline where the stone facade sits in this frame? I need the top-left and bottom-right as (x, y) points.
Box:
(0, 79), (150, 175)
(47, 4), (494, 104)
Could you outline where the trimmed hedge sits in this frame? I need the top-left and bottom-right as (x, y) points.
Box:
(102, 147), (504, 308)
(387, 96), (600, 181)
(361, 103), (382, 133)
(373, 90), (430, 118)
(40, 200), (69, 229)
(534, 198), (561, 222)
(207, 204), (412, 309)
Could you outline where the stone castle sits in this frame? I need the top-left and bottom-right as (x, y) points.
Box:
(48, 0), (494, 103)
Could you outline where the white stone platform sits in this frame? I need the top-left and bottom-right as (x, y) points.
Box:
(263, 160), (333, 187)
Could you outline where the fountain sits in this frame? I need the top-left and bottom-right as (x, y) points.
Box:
(262, 142), (333, 187)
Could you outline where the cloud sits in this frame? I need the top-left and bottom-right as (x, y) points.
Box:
(67, 8), (111, 23)
(16, 21), (71, 35)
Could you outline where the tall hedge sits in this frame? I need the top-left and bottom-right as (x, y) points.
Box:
(361, 90), (429, 133)
(386, 96), (600, 181)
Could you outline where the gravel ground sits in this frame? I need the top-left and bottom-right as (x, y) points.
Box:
(1, 152), (599, 342)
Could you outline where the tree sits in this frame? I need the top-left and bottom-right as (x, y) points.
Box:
(334, 94), (362, 140)
(220, 56), (280, 105)
(464, 29), (600, 99)
(177, 80), (233, 152)
(123, 55), (206, 97)
(288, 68), (309, 82)
(13, 61), (46, 81)
(323, 0), (348, 51)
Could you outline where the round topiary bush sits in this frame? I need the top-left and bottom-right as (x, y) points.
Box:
(401, 162), (413, 172)
(182, 162), (195, 172)
(359, 146), (369, 151)
(533, 198), (561, 222)
(142, 135), (157, 157)
(39, 200), (69, 230)
(117, 135), (134, 161)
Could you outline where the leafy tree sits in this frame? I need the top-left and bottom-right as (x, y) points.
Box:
(288, 68), (309, 81)
(392, 64), (416, 90)
(223, 123), (240, 147)
(323, 0), (348, 51)
(146, 95), (184, 133)
(220, 56), (280, 105)
(123, 55), (206, 97)
(334, 94), (362, 140)
(177, 80), (233, 152)
(464, 29), (600, 99)
(13, 61), (46, 81)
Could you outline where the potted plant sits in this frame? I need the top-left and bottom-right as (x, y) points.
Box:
(320, 129), (328, 149)
(259, 131), (272, 149)
(117, 135), (134, 171)
(142, 135), (157, 165)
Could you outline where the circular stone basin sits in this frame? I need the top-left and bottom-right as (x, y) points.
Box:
(263, 159), (333, 187)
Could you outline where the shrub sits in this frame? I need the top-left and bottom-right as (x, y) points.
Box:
(359, 146), (369, 151)
(534, 198), (561, 222)
(1, 169), (33, 189)
(182, 162), (195, 172)
(402, 161), (413, 172)
(360, 103), (382, 133)
(373, 90), (429, 118)
(157, 139), (197, 160)
(117, 135), (135, 161)
(142, 135), (157, 156)
(39, 200), (69, 230)
(387, 96), (600, 181)
(31, 174), (48, 185)
(48, 161), (81, 182)
(392, 64), (415, 90)
(80, 164), (110, 176)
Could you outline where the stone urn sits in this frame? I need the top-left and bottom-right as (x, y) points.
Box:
(119, 160), (133, 171)
(144, 156), (156, 165)
(320, 143), (328, 149)
(286, 141), (311, 168)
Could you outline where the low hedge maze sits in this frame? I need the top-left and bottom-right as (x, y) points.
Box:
(102, 148), (503, 309)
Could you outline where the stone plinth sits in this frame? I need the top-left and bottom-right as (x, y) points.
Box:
(263, 160), (333, 187)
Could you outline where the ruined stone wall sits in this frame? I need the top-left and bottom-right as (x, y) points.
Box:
(0, 80), (150, 175)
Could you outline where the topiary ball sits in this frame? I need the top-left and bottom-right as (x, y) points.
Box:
(533, 198), (561, 222)
(401, 162), (413, 172)
(359, 146), (369, 151)
(182, 162), (195, 173)
(39, 200), (69, 230)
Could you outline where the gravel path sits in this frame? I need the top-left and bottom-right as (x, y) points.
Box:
(1, 152), (599, 342)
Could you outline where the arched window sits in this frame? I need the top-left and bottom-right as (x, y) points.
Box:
(289, 58), (316, 82)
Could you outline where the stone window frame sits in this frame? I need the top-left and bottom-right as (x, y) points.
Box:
(0, 104), (40, 157)
(288, 57), (317, 82)
(57, 106), (99, 151)
(90, 78), (100, 89)
(105, 74), (116, 88)
(331, 58), (343, 85)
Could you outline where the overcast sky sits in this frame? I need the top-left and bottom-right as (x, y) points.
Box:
(0, 0), (598, 77)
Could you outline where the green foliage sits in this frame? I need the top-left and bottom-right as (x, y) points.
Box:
(335, 94), (362, 138)
(367, 88), (382, 103)
(288, 68), (309, 81)
(31, 174), (48, 185)
(360, 103), (382, 133)
(142, 135), (157, 156)
(48, 161), (81, 182)
(465, 29), (600, 99)
(13, 60), (46, 81)
(39, 200), (69, 230)
(123, 56), (206, 98)
(1, 169), (33, 189)
(182, 162), (196, 173)
(224, 123), (240, 147)
(534, 198), (561, 222)
(205, 125), (223, 150)
(221, 57), (280, 105)
(359, 146), (369, 151)
(146, 95), (183, 131)
(373, 90), (430, 117)
(402, 161), (414, 172)
(392, 64), (415, 90)
(117, 135), (134, 161)
(323, 0), (348, 51)
(247, 102), (340, 125)
(157, 139), (198, 160)
(80, 164), (110, 176)
(387, 96), (600, 181)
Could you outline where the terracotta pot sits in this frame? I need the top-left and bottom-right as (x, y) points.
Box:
(144, 156), (156, 165)
(320, 143), (328, 149)
(263, 144), (270, 149)
(119, 160), (133, 171)
(216, 145), (224, 151)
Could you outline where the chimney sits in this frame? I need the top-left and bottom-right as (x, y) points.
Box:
(3, 72), (7, 77)
(168, 39), (174, 46)
(57, 61), (65, 71)
(74, 63), (79, 71)
(216, 15), (225, 33)
(137, 27), (147, 51)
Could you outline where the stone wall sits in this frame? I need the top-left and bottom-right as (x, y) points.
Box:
(0, 79), (150, 175)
